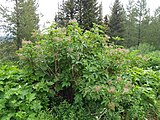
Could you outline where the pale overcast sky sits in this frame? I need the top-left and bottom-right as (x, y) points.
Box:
(38, 0), (160, 28)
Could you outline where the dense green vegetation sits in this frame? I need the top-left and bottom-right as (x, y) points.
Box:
(0, 0), (160, 119)
(0, 22), (159, 119)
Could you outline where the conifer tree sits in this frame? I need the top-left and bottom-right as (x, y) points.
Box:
(56, 0), (78, 27)
(76, 0), (83, 26)
(109, 0), (125, 44)
(20, 0), (39, 41)
(0, 0), (39, 50)
(104, 15), (109, 26)
(97, 2), (103, 25)
(56, 0), (100, 31)
(103, 15), (110, 35)
(123, 0), (151, 48)
(56, 1), (65, 26)
(124, 0), (138, 47)
(135, 0), (150, 46)
(80, 0), (99, 30)
(146, 7), (160, 49)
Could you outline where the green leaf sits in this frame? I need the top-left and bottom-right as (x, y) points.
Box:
(31, 100), (42, 111)
(26, 93), (36, 103)
(62, 82), (71, 87)
(16, 111), (26, 119)
(1, 113), (14, 120)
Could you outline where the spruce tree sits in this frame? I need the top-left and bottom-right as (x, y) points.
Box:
(56, 0), (78, 27)
(56, 0), (65, 26)
(103, 15), (110, 35)
(19, 0), (39, 41)
(97, 2), (103, 25)
(0, 0), (39, 50)
(146, 7), (160, 49)
(124, 0), (138, 47)
(76, 0), (83, 26)
(56, 0), (100, 31)
(104, 15), (108, 25)
(80, 0), (99, 30)
(109, 0), (125, 44)
(135, 0), (150, 46)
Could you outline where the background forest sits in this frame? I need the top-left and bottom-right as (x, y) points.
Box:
(0, 0), (160, 120)
(0, 0), (160, 60)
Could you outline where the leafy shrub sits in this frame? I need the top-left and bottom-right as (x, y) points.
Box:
(146, 50), (160, 71)
(0, 40), (18, 62)
(1, 21), (157, 119)
(130, 43), (155, 54)
(0, 65), (53, 120)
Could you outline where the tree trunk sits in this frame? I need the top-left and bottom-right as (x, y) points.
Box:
(15, 0), (22, 50)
